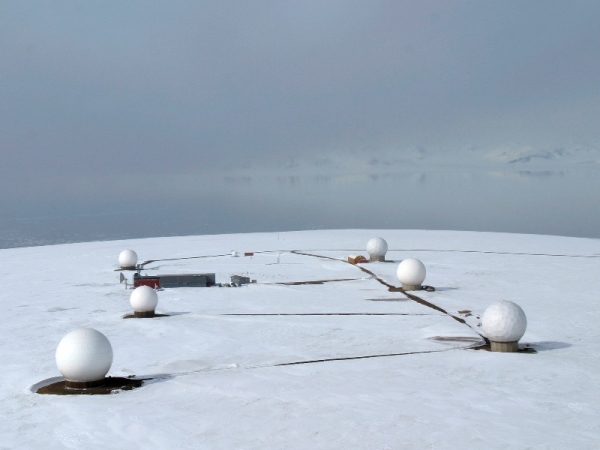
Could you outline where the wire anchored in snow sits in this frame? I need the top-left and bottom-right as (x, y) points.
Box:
(137, 250), (282, 268)
(291, 250), (489, 344)
(273, 347), (471, 367)
(389, 249), (600, 259)
(270, 278), (362, 286)
(293, 248), (600, 259)
(222, 313), (440, 317)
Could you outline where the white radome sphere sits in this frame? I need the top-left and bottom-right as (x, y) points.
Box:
(118, 249), (138, 268)
(396, 258), (426, 286)
(367, 237), (388, 257)
(130, 285), (159, 312)
(481, 300), (527, 342)
(55, 328), (113, 382)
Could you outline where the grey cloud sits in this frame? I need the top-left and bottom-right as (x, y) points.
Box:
(1, 0), (600, 211)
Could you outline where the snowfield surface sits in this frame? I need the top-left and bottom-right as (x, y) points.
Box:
(1, 230), (599, 449)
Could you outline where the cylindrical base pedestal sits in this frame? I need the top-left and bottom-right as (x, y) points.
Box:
(120, 265), (137, 270)
(134, 310), (155, 318)
(65, 379), (105, 389)
(490, 341), (519, 352)
(369, 255), (386, 262)
(401, 284), (422, 291)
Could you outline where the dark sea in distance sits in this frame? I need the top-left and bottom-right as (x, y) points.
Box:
(1, 170), (598, 249)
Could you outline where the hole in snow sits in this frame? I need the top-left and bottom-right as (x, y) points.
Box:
(35, 377), (150, 395)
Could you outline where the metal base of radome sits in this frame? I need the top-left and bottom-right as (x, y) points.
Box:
(369, 255), (386, 262)
(490, 341), (519, 353)
(401, 284), (422, 291)
(65, 379), (105, 390)
(134, 310), (155, 318)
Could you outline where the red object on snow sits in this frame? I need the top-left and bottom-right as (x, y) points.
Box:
(134, 276), (160, 289)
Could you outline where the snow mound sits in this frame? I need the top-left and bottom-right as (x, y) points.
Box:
(1, 229), (599, 449)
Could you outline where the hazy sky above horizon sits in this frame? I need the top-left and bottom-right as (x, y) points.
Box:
(1, 1), (600, 241)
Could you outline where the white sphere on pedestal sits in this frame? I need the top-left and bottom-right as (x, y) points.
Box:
(118, 249), (138, 268)
(55, 329), (113, 382)
(367, 237), (388, 260)
(130, 285), (159, 313)
(396, 258), (426, 287)
(481, 300), (527, 343)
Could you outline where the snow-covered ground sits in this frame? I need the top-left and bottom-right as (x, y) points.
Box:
(1, 230), (599, 449)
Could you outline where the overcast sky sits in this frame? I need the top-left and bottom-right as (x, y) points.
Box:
(1, 1), (600, 218)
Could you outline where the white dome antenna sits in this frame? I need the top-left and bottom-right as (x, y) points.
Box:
(130, 285), (159, 318)
(396, 258), (426, 291)
(367, 237), (388, 262)
(55, 328), (113, 389)
(118, 249), (138, 270)
(481, 300), (527, 352)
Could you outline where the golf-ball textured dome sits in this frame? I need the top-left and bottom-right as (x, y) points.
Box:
(55, 328), (113, 382)
(481, 300), (527, 342)
(118, 249), (138, 268)
(397, 258), (426, 285)
(367, 237), (388, 257)
(130, 285), (159, 312)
